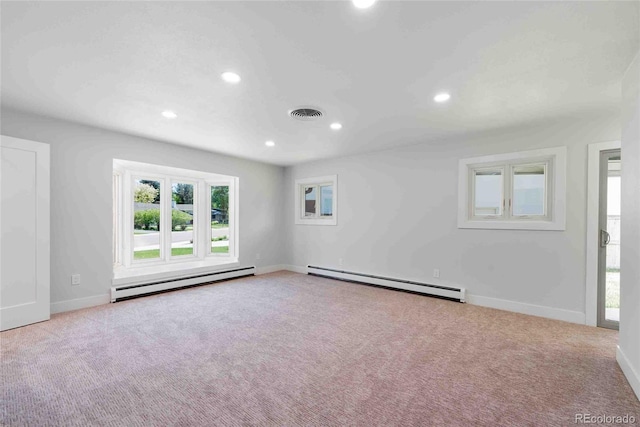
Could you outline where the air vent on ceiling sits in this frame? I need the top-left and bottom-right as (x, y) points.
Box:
(289, 107), (324, 121)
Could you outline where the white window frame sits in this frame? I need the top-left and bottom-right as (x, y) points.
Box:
(113, 159), (239, 282)
(458, 146), (566, 231)
(113, 171), (122, 267)
(294, 175), (337, 226)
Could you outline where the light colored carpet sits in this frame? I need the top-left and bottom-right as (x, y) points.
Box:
(1, 271), (638, 426)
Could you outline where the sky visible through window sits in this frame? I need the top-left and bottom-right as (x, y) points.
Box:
(320, 185), (332, 216)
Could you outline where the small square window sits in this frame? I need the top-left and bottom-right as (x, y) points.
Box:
(295, 175), (337, 226)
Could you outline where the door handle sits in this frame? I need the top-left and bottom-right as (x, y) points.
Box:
(600, 229), (611, 248)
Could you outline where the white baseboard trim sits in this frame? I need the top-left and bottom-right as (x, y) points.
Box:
(50, 294), (111, 314)
(462, 294), (586, 324)
(617, 346), (640, 401)
(282, 265), (585, 324)
(51, 266), (301, 313)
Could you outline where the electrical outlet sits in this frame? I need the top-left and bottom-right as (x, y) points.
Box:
(71, 274), (81, 286)
(433, 269), (440, 278)
(338, 258), (344, 267)
(256, 253), (261, 260)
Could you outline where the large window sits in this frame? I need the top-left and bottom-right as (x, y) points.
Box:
(113, 160), (238, 279)
(458, 147), (566, 230)
(295, 175), (337, 225)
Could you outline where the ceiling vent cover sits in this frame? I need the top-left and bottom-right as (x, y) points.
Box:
(289, 107), (324, 121)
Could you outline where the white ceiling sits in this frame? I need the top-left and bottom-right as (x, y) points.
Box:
(2, 1), (638, 166)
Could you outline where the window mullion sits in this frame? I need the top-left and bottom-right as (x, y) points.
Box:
(191, 181), (198, 258)
(206, 182), (214, 257)
(505, 163), (512, 220)
(469, 166), (476, 219)
(113, 172), (121, 266)
(162, 178), (171, 260)
(228, 179), (236, 257)
(545, 162), (551, 219)
(123, 171), (132, 267)
(301, 186), (306, 220)
(199, 181), (208, 260)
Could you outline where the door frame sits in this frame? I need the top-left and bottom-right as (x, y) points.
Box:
(586, 140), (620, 326)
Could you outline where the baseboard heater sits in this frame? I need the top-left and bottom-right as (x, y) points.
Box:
(110, 266), (256, 302)
(307, 265), (465, 303)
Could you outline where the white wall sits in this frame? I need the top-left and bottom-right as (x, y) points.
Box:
(0, 105), (627, 328)
(0, 108), (286, 309)
(284, 115), (620, 322)
(619, 51), (640, 399)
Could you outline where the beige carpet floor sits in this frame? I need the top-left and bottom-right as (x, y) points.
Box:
(1, 271), (639, 426)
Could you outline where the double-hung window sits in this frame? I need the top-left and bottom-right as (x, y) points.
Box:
(458, 147), (566, 230)
(295, 175), (337, 225)
(113, 159), (238, 279)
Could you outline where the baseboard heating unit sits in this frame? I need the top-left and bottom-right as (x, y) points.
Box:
(307, 265), (465, 303)
(110, 266), (256, 302)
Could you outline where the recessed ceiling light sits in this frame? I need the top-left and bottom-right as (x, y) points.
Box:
(265, 140), (275, 147)
(434, 93), (451, 103)
(353, 0), (376, 9)
(330, 123), (343, 130)
(162, 110), (177, 119)
(221, 72), (241, 84)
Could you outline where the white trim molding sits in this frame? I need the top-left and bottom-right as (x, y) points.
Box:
(282, 266), (585, 324)
(458, 146), (567, 231)
(113, 260), (241, 287)
(617, 346), (640, 401)
(52, 266), (305, 315)
(50, 294), (111, 314)
(585, 140), (621, 326)
(461, 294), (585, 324)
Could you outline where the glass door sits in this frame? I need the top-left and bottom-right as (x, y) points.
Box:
(597, 150), (621, 329)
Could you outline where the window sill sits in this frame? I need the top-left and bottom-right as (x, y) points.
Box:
(458, 219), (565, 231)
(112, 257), (239, 286)
(294, 218), (337, 226)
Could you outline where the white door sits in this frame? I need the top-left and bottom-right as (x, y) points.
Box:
(0, 135), (50, 331)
